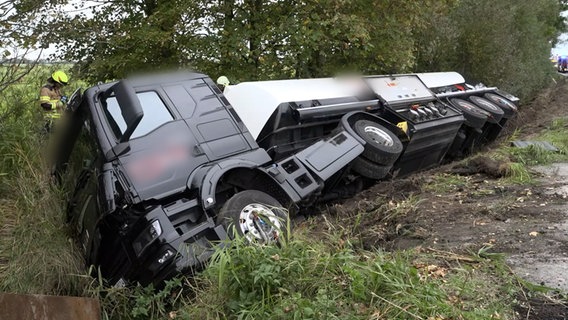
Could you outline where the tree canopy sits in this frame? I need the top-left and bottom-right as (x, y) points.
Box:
(7, 0), (567, 99)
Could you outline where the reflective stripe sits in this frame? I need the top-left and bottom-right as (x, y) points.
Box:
(39, 95), (51, 102)
(50, 100), (58, 110)
(44, 110), (61, 119)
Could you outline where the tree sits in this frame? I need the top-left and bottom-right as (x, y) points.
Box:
(0, 0), (45, 94)
(40, 0), (456, 82)
(414, 0), (564, 99)
(190, 0), (456, 81)
(33, 0), (566, 100)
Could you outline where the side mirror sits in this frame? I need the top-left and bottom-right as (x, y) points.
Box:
(102, 80), (144, 143)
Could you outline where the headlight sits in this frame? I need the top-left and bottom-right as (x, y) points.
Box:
(158, 249), (174, 264)
(149, 220), (162, 238)
(133, 220), (163, 256)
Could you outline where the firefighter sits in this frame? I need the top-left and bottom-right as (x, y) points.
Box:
(39, 70), (69, 132)
(216, 75), (230, 92)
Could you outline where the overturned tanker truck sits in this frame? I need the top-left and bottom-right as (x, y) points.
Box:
(53, 70), (518, 286)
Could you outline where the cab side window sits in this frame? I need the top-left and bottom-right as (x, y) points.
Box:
(104, 91), (173, 140)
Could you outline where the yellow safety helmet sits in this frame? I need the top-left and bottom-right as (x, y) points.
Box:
(216, 76), (230, 87)
(52, 70), (69, 85)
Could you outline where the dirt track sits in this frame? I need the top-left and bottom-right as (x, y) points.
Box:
(308, 78), (568, 318)
(506, 163), (568, 291)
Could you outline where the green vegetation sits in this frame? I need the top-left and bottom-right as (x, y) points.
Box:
(422, 173), (473, 194)
(177, 231), (519, 320)
(5, 0), (566, 101)
(0, 66), (85, 295)
(2, 1), (568, 319)
(81, 230), (522, 320)
(507, 118), (568, 166)
(488, 117), (568, 183)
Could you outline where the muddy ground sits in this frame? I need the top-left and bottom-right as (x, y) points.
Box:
(308, 78), (568, 319)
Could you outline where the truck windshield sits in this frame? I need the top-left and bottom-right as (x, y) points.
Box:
(104, 91), (173, 139)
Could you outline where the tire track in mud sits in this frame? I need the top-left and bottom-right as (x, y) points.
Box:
(506, 163), (568, 291)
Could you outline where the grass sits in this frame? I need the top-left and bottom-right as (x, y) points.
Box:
(0, 126), (86, 295)
(498, 117), (568, 179)
(0, 65), (86, 295)
(422, 173), (473, 194)
(172, 228), (521, 320)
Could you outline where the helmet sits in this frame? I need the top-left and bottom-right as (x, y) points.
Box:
(51, 70), (69, 85)
(216, 76), (230, 87)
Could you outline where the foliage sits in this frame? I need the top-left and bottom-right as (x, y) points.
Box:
(495, 116), (568, 175)
(0, 65), (85, 295)
(422, 173), (473, 194)
(172, 229), (519, 320)
(414, 0), (564, 100)
(83, 272), (185, 320)
(5, 0), (567, 99)
(26, 0), (563, 101)
(36, 0), (460, 82)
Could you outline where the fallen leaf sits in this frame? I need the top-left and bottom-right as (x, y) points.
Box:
(529, 231), (538, 237)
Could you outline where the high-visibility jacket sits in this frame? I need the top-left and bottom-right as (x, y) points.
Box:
(39, 84), (63, 119)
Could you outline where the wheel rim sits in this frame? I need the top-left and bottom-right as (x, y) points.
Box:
(364, 126), (394, 147)
(238, 203), (282, 243)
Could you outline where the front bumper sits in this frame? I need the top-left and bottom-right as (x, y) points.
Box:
(97, 199), (227, 286)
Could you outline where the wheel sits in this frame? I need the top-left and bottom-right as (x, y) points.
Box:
(217, 190), (287, 244)
(483, 93), (517, 119)
(352, 119), (403, 165)
(468, 96), (504, 124)
(450, 98), (488, 129)
(351, 156), (392, 180)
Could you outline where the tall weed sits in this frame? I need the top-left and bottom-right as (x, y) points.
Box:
(0, 65), (85, 295)
(178, 230), (518, 320)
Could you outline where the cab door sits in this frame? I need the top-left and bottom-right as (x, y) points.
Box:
(61, 111), (104, 259)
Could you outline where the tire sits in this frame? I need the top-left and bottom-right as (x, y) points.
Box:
(450, 98), (488, 129)
(483, 93), (517, 119)
(217, 190), (287, 244)
(468, 96), (504, 124)
(352, 120), (403, 166)
(351, 156), (392, 180)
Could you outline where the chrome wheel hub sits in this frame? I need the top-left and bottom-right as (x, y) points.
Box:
(238, 203), (282, 243)
(364, 126), (394, 147)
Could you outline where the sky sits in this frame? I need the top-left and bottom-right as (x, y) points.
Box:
(552, 33), (568, 56)
(3, 1), (95, 61)
(551, 10), (568, 56)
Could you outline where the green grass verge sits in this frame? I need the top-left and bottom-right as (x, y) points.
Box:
(0, 65), (87, 295)
(78, 229), (523, 320)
